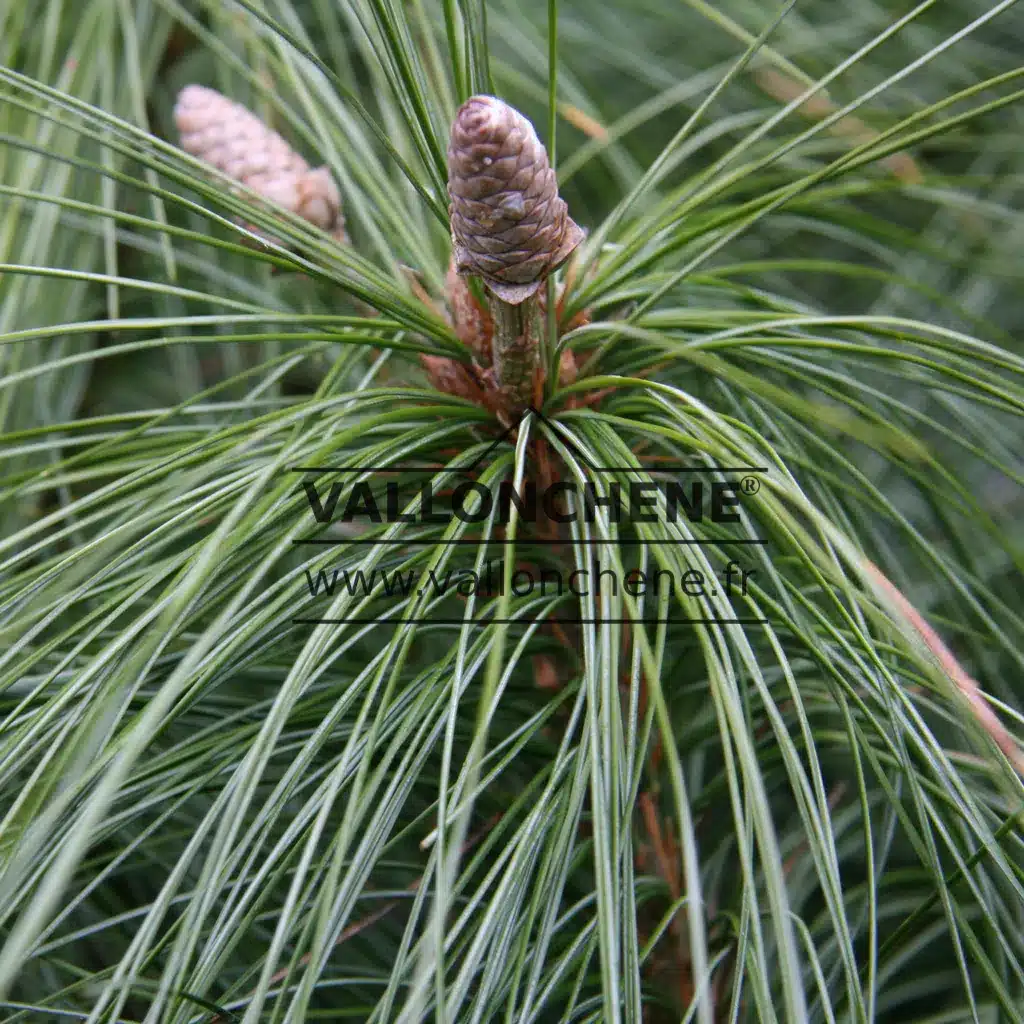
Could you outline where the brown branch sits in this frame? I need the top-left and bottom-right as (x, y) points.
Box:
(754, 68), (923, 184)
(559, 104), (608, 142)
(863, 558), (1024, 778)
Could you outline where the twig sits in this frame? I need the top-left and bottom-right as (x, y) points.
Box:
(487, 293), (541, 410)
(863, 558), (1024, 778)
(754, 68), (923, 184)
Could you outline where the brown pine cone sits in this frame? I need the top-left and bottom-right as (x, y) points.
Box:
(174, 85), (346, 242)
(447, 95), (584, 305)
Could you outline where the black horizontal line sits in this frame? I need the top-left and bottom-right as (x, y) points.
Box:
(289, 466), (452, 473)
(587, 466), (768, 473)
(292, 538), (769, 546)
(293, 618), (769, 626)
(288, 465), (769, 475)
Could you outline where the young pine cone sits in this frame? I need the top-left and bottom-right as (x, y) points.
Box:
(173, 85), (346, 242)
(448, 96), (584, 305)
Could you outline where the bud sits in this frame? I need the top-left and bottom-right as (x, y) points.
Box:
(445, 258), (493, 365)
(173, 85), (346, 242)
(447, 95), (584, 305)
(419, 354), (490, 407)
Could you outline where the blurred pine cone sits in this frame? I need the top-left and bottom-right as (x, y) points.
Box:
(174, 85), (346, 242)
(447, 95), (584, 305)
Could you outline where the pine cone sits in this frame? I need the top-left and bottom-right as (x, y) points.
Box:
(447, 95), (584, 305)
(173, 85), (346, 241)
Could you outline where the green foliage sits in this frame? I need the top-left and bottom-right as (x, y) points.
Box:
(1, 0), (1023, 1021)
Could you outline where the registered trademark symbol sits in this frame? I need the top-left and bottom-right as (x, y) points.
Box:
(741, 476), (760, 495)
